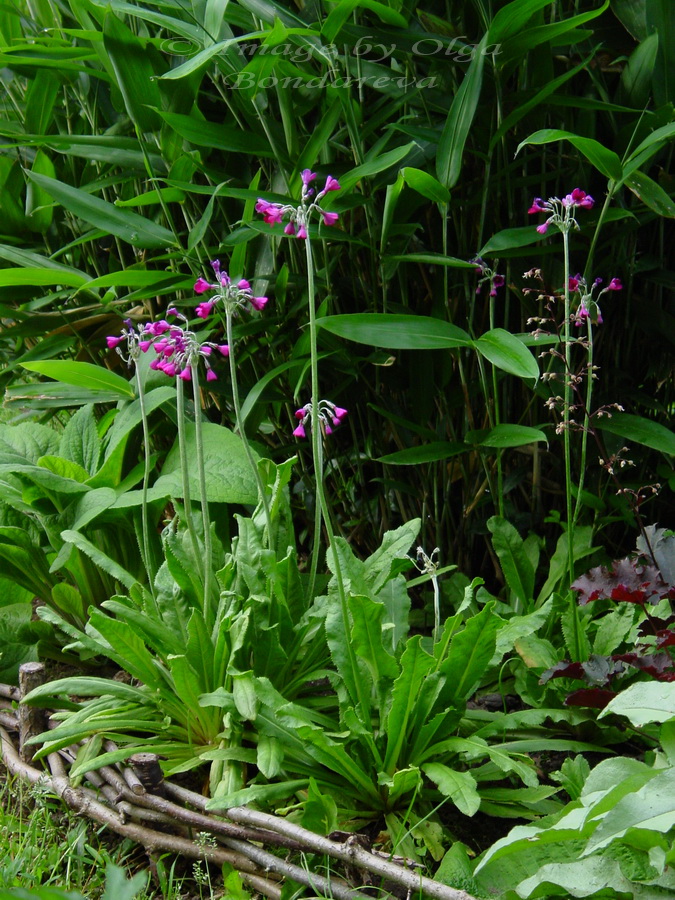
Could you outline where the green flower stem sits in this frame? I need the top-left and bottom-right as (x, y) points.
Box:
(573, 318), (594, 527)
(225, 309), (273, 548)
(562, 228), (581, 661)
(191, 363), (213, 623)
(135, 366), (156, 600)
(175, 374), (204, 580)
(304, 233), (369, 719)
(304, 233), (323, 602)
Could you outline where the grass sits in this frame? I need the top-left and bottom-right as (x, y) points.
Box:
(0, 768), (216, 899)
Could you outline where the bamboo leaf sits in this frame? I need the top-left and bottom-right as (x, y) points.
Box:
(436, 34), (487, 189)
(24, 172), (176, 249)
(21, 361), (135, 399)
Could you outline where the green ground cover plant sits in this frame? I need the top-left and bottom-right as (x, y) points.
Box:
(0, 0), (674, 897)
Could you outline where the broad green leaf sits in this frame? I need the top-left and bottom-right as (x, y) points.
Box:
(25, 68), (60, 135)
(22, 361), (135, 399)
(24, 172), (176, 249)
(595, 412), (675, 455)
(400, 167), (451, 203)
(620, 32), (658, 107)
(598, 682), (675, 726)
(467, 425), (547, 448)
(475, 328), (539, 380)
(501, 1), (610, 62)
(423, 763), (480, 816)
(436, 34), (487, 189)
(515, 129), (623, 182)
(479, 225), (548, 255)
(0, 267), (88, 288)
(88, 609), (162, 687)
(383, 253), (475, 268)
(317, 314), (471, 349)
(625, 169), (675, 217)
(488, 516), (535, 607)
(339, 143), (416, 192)
(378, 442), (466, 464)
(488, 0), (554, 44)
(37, 455), (91, 484)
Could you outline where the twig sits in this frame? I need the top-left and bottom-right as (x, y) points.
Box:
(0, 726), (281, 900)
(164, 783), (478, 900)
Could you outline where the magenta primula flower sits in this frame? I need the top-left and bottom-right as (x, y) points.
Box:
(139, 309), (229, 382)
(293, 400), (348, 438)
(528, 189), (595, 236)
(192, 259), (268, 320)
(256, 169), (341, 240)
(568, 273), (622, 326)
(471, 257), (506, 297)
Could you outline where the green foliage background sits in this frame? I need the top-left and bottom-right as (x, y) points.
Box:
(0, 0), (673, 580)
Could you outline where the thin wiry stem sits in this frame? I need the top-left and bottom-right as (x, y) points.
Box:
(225, 310), (273, 548)
(175, 375), (203, 579)
(135, 366), (156, 601)
(191, 364), (213, 623)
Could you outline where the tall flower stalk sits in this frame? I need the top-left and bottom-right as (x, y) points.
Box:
(256, 170), (343, 596)
(193, 260), (273, 548)
(528, 189), (594, 661)
(256, 171), (369, 716)
(106, 321), (157, 600)
(144, 310), (229, 616)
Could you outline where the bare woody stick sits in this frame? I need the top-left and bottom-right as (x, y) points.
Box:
(18, 662), (46, 763)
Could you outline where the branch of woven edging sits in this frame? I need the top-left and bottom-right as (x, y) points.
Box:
(0, 683), (20, 701)
(91, 754), (303, 850)
(164, 781), (479, 900)
(0, 709), (17, 730)
(0, 726), (281, 900)
(221, 806), (479, 900)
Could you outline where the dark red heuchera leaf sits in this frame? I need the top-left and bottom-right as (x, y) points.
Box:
(540, 654), (623, 686)
(638, 616), (675, 637)
(615, 651), (675, 680)
(656, 630), (675, 649)
(573, 557), (666, 607)
(540, 660), (586, 684)
(565, 688), (617, 709)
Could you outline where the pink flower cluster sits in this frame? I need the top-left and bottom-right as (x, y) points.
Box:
(568, 274), (622, 326)
(107, 310), (229, 382)
(193, 259), (267, 318)
(293, 400), (348, 438)
(528, 189), (595, 234)
(256, 169), (341, 239)
(472, 257), (505, 297)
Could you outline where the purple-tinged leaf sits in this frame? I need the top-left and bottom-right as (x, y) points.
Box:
(565, 688), (617, 709)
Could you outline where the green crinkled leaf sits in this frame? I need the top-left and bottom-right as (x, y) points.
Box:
(598, 682), (675, 727)
(0, 603), (38, 682)
(423, 763), (480, 816)
(153, 423), (258, 504)
(59, 404), (101, 475)
(0, 422), (60, 463)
